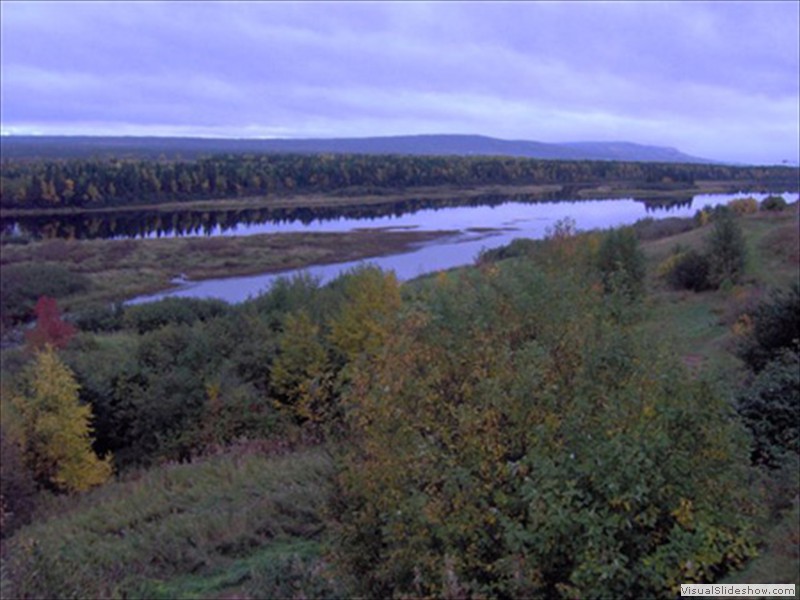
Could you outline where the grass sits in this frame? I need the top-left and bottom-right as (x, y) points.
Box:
(723, 501), (800, 589)
(640, 203), (799, 376)
(637, 206), (799, 589)
(0, 228), (455, 317)
(0, 446), (340, 599)
(132, 540), (326, 600)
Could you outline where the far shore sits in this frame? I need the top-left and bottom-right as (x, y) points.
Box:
(0, 179), (775, 219)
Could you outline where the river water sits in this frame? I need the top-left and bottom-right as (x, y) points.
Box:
(129, 192), (797, 304)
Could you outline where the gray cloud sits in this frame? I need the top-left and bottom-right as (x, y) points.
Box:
(1, 1), (798, 164)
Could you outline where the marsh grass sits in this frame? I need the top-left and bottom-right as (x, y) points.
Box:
(0, 229), (453, 323)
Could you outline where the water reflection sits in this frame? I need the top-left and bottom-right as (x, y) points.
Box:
(127, 191), (798, 305)
(3, 189), (704, 241)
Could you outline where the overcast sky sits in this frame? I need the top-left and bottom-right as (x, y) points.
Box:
(1, 1), (798, 164)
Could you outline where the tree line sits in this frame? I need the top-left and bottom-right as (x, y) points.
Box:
(2, 153), (797, 209)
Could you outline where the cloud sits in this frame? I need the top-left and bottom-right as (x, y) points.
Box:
(1, 1), (798, 164)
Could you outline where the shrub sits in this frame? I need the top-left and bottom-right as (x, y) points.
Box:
(596, 227), (646, 299)
(73, 303), (125, 333)
(333, 258), (755, 599)
(10, 347), (112, 492)
(760, 195), (788, 211)
(664, 249), (711, 292)
(0, 425), (37, 538)
(271, 310), (334, 427)
(24, 296), (77, 351)
(695, 208), (712, 227)
(706, 212), (746, 288)
(737, 284), (800, 372)
(737, 351), (800, 467)
(632, 217), (695, 241)
(477, 237), (538, 263)
(0, 263), (90, 327)
(728, 197), (759, 215)
(122, 297), (229, 333)
(719, 286), (765, 328)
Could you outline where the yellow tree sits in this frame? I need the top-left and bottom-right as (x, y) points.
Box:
(12, 347), (112, 493)
(329, 266), (402, 362)
(271, 310), (333, 425)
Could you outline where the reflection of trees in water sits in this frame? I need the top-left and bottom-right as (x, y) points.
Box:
(639, 196), (694, 213)
(3, 190), (698, 240)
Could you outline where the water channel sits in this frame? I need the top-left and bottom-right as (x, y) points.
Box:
(126, 191), (797, 305)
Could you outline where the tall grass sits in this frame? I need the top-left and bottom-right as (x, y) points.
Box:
(1, 447), (340, 599)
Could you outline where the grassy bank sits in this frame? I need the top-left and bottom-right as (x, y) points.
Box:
(641, 203), (799, 376)
(0, 228), (454, 319)
(641, 205), (800, 589)
(1, 446), (340, 599)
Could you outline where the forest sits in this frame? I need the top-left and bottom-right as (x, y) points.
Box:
(0, 195), (798, 598)
(2, 152), (798, 210)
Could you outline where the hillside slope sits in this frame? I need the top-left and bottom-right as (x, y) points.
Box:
(0, 134), (715, 163)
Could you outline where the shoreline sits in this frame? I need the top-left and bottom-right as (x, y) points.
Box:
(1, 228), (460, 314)
(2, 180), (787, 219)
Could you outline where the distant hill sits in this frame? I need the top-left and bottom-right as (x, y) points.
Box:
(0, 134), (716, 163)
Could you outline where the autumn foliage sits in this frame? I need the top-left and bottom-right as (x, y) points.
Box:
(9, 347), (112, 493)
(1, 225), (783, 597)
(24, 296), (76, 351)
(332, 241), (755, 598)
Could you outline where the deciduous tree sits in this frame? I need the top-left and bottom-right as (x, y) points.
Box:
(12, 347), (112, 492)
(333, 252), (755, 598)
(25, 296), (76, 351)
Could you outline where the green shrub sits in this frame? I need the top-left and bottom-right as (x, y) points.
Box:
(122, 297), (229, 334)
(737, 284), (800, 372)
(333, 256), (755, 599)
(760, 195), (788, 211)
(0, 425), (37, 538)
(706, 212), (746, 288)
(477, 237), (539, 263)
(73, 303), (125, 333)
(597, 227), (646, 299)
(738, 351), (800, 467)
(632, 217), (695, 241)
(0, 263), (90, 326)
(665, 249), (711, 292)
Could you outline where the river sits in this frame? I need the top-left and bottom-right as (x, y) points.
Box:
(128, 191), (797, 304)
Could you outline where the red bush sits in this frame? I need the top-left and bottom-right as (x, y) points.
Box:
(25, 296), (76, 351)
